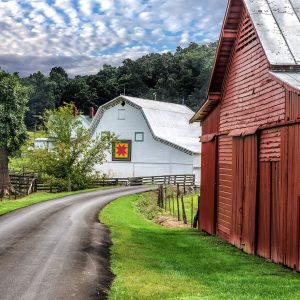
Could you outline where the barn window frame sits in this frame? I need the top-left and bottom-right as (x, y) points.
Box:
(135, 132), (144, 142)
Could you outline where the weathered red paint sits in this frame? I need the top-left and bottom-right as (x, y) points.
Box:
(195, 0), (300, 271)
(199, 140), (217, 234)
(217, 136), (232, 241)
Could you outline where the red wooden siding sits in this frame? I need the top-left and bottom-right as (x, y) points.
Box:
(200, 140), (217, 234)
(284, 125), (300, 269)
(231, 137), (244, 247)
(286, 90), (300, 122)
(197, 0), (300, 272)
(241, 135), (257, 254)
(259, 129), (281, 162)
(257, 129), (282, 260)
(231, 135), (257, 254)
(219, 8), (285, 133)
(217, 136), (232, 241)
(257, 162), (271, 259)
(202, 105), (220, 135)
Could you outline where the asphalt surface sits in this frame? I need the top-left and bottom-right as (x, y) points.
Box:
(0, 186), (154, 300)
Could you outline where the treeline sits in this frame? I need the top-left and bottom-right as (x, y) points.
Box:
(20, 42), (217, 129)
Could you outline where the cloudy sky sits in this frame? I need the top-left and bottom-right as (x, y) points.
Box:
(0, 0), (227, 77)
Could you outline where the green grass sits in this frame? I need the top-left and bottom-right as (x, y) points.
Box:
(100, 193), (300, 300)
(164, 194), (198, 224)
(0, 186), (112, 216)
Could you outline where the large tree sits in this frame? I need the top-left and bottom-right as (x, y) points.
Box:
(0, 71), (30, 196)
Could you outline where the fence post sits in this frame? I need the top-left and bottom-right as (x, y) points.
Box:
(176, 183), (180, 221)
(193, 195), (200, 228)
(191, 195), (194, 227)
(181, 195), (187, 224)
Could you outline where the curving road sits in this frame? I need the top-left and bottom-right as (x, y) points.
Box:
(0, 186), (154, 300)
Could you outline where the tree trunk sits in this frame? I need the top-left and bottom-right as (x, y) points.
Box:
(0, 148), (12, 197)
(67, 175), (72, 192)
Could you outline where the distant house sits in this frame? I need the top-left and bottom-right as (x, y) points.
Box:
(191, 0), (300, 271)
(90, 96), (201, 182)
(33, 113), (93, 150)
(34, 137), (54, 150)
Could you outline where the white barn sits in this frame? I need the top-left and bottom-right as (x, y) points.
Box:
(90, 96), (201, 183)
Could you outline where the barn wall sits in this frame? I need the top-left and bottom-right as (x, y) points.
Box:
(202, 105), (220, 135)
(93, 103), (197, 178)
(286, 90), (300, 122)
(199, 105), (220, 233)
(219, 8), (285, 133)
(198, 0), (300, 272)
(200, 139), (217, 234)
(217, 136), (232, 241)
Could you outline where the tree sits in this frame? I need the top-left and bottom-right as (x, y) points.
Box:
(27, 103), (114, 191)
(61, 76), (97, 114)
(21, 72), (56, 129)
(49, 66), (69, 107)
(0, 71), (30, 196)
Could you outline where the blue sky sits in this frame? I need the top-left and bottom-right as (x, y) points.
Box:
(0, 0), (227, 76)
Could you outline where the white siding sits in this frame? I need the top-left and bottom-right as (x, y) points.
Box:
(92, 102), (198, 178)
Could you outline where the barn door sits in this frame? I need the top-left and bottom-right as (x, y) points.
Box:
(231, 135), (257, 254)
(200, 138), (218, 234)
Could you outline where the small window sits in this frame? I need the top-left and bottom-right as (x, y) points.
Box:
(118, 109), (125, 120)
(135, 132), (144, 142)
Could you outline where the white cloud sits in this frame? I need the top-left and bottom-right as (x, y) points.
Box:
(0, 0), (227, 76)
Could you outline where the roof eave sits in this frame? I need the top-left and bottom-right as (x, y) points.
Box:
(190, 93), (221, 123)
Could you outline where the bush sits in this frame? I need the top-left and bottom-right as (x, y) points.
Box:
(135, 193), (163, 220)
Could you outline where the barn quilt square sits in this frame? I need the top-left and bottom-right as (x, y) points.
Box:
(112, 140), (132, 161)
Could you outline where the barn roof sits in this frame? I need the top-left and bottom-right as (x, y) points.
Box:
(191, 0), (300, 123)
(90, 96), (201, 154)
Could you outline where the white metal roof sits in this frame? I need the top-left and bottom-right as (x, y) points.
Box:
(270, 71), (300, 90)
(90, 96), (201, 154)
(245, 0), (300, 66)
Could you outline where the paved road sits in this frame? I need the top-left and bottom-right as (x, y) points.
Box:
(0, 186), (154, 300)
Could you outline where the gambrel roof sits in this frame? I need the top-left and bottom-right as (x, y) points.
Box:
(90, 96), (201, 154)
(191, 0), (300, 122)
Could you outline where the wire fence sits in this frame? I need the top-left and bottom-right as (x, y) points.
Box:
(157, 183), (200, 228)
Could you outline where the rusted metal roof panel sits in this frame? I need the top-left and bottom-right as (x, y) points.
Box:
(244, 0), (300, 65)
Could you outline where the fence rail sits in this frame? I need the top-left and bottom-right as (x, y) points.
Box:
(3, 172), (196, 197)
(0, 172), (38, 200)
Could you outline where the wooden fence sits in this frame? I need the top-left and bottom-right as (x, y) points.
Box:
(92, 174), (195, 187)
(0, 171), (38, 200)
(157, 183), (200, 228)
(2, 172), (196, 199)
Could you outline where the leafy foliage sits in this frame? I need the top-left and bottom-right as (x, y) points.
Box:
(27, 103), (115, 191)
(0, 71), (30, 154)
(22, 42), (217, 128)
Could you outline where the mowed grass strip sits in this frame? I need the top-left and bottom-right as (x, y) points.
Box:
(100, 193), (300, 300)
(0, 186), (112, 216)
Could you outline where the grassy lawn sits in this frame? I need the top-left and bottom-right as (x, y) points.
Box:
(163, 194), (198, 225)
(100, 193), (300, 300)
(0, 186), (112, 216)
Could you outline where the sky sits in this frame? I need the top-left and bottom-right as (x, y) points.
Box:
(0, 0), (227, 77)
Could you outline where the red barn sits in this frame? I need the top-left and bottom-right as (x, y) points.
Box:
(191, 0), (300, 271)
